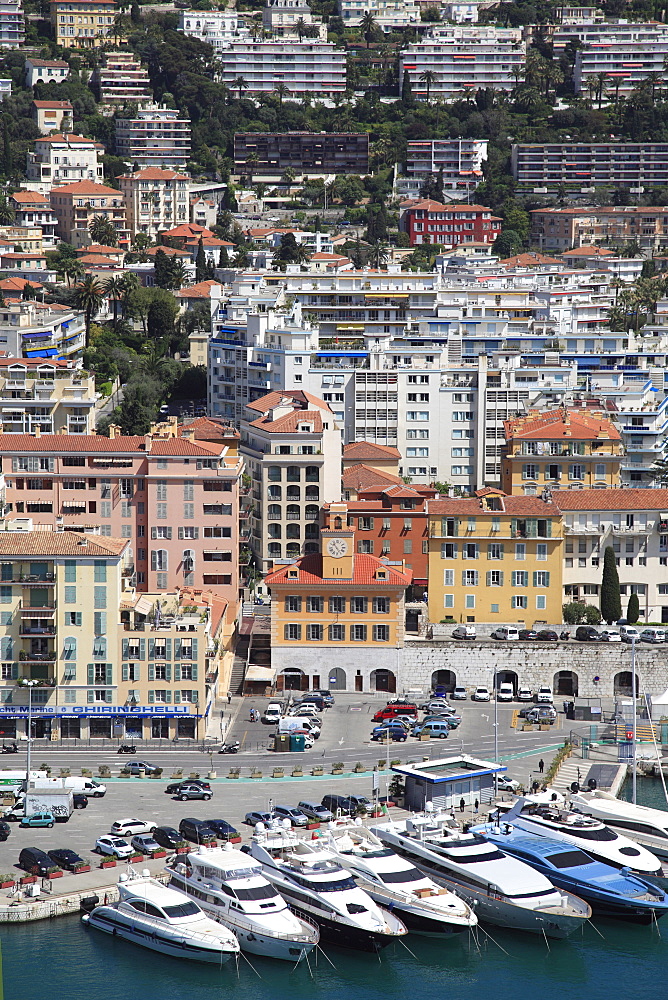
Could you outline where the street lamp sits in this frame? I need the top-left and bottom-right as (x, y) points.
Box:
(19, 679), (38, 817)
(630, 635), (637, 805)
(493, 663), (498, 795)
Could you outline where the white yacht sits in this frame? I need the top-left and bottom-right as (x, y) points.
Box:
(81, 870), (240, 964)
(502, 796), (664, 876)
(570, 790), (668, 860)
(370, 812), (591, 938)
(248, 824), (407, 952)
(166, 844), (319, 962)
(316, 821), (477, 937)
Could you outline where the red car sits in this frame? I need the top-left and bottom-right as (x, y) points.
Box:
(372, 703), (418, 722)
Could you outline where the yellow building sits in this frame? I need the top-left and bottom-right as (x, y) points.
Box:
(51, 0), (116, 48)
(501, 406), (623, 495)
(264, 501), (411, 693)
(427, 492), (563, 626)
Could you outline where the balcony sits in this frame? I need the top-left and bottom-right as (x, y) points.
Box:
(18, 625), (56, 636)
(612, 524), (651, 535)
(564, 524), (602, 535)
(19, 651), (56, 663)
(8, 573), (55, 584)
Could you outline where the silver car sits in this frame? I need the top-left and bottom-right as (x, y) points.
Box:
(297, 800), (334, 822)
(273, 805), (309, 827)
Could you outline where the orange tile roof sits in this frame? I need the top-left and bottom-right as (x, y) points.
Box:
(0, 433), (146, 453)
(343, 441), (401, 461)
(342, 463), (404, 492)
(145, 246), (190, 258)
(0, 277), (42, 291)
(184, 237), (234, 248)
(118, 167), (188, 181)
(560, 245), (614, 258)
(246, 390), (330, 414)
(405, 200), (490, 213)
(499, 252), (564, 269)
(50, 180), (121, 197)
(11, 191), (51, 205)
(428, 495), (562, 516)
(161, 223), (215, 239)
(78, 254), (120, 266)
(37, 133), (102, 147)
(76, 244), (124, 255)
(249, 409), (324, 434)
(0, 532), (127, 556)
(265, 552), (411, 587)
(180, 416), (239, 442)
(28, 59), (69, 68)
(32, 100), (72, 109)
(553, 488), (668, 511)
(504, 407), (621, 442)
(177, 279), (223, 299)
(149, 438), (223, 456)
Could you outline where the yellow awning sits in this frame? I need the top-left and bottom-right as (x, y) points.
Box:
(245, 665), (276, 682)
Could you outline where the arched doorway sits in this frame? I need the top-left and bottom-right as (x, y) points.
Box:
(495, 670), (518, 694)
(278, 668), (307, 691)
(431, 669), (456, 693)
(554, 670), (579, 696)
(328, 667), (347, 691)
(614, 671), (639, 697)
(371, 669), (396, 693)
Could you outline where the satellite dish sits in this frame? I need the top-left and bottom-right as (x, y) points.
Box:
(354, 816), (363, 827)
(282, 818), (291, 831)
(141, 869), (150, 877)
(119, 873), (128, 882)
(425, 801), (435, 813)
(570, 781), (580, 794)
(255, 822), (265, 833)
(587, 778), (597, 791)
(224, 841), (233, 851)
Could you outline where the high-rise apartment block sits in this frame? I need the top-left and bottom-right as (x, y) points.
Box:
(115, 106), (192, 169)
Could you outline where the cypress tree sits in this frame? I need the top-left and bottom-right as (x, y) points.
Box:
(626, 592), (640, 625)
(153, 248), (171, 288)
(402, 69), (413, 104)
(195, 238), (207, 283)
(601, 545), (622, 624)
(218, 246), (229, 268)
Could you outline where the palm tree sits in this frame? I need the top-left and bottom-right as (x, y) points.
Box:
(170, 258), (189, 288)
(360, 10), (377, 49)
(233, 76), (248, 101)
(274, 83), (290, 108)
(419, 69), (436, 102)
(88, 214), (117, 247)
(595, 71), (608, 109)
(0, 197), (14, 225)
(73, 275), (104, 348)
(370, 240), (390, 269)
(295, 16), (306, 41)
(60, 258), (85, 288)
(245, 152), (259, 186)
(101, 275), (124, 331)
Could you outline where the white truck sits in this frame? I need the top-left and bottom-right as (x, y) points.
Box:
(5, 786), (74, 822)
(277, 717), (316, 746)
(496, 682), (515, 702)
(34, 776), (107, 798)
(0, 769), (48, 795)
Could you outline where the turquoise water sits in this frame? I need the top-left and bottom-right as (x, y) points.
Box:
(3, 778), (668, 1000)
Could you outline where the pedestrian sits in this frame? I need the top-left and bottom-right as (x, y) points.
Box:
(459, 797), (465, 813)
(538, 758), (544, 774)
(249, 708), (256, 723)
(227, 691), (232, 706)
(474, 799), (479, 814)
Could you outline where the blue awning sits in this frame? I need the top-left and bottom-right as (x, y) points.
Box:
(25, 349), (59, 358)
(22, 332), (49, 340)
(316, 351), (367, 357)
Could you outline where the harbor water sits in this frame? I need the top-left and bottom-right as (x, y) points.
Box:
(3, 778), (668, 1000)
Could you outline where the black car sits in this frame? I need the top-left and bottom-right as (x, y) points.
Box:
(153, 826), (184, 849)
(73, 794), (88, 810)
(178, 817), (217, 844)
(165, 779), (212, 795)
(575, 625), (601, 642)
(18, 846), (53, 875)
(204, 819), (239, 840)
(537, 629), (559, 641)
(47, 848), (85, 871)
(518, 629), (539, 641)
(0, 820), (10, 841)
(321, 793), (371, 815)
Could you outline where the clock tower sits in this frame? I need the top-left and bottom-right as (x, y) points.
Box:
(321, 502), (354, 579)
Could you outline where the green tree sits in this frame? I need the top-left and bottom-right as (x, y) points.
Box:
(88, 215), (118, 246)
(218, 246), (230, 268)
(233, 75), (248, 100)
(101, 275), (125, 332)
(402, 69), (413, 104)
(147, 290), (179, 343)
(274, 83), (290, 107)
(562, 602), (587, 625)
(360, 10), (378, 47)
(601, 545), (622, 625)
(419, 69), (436, 102)
(154, 248), (174, 289)
(73, 275), (104, 348)
(492, 229), (522, 258)
(195, 237), (207, 283)
(627, 592), (640, 625)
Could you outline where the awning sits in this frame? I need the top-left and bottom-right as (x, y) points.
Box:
(133, 596), (154, 616)
(245, 665), (276, 683)
(316, 351), (367, 357)
(25, 349), (59, 357)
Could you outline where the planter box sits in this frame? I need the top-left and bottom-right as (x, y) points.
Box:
(332, 768), (344, 775)
(175, 847), (190, 855)
(73, 866), (91, 874)
(250, 773), (262, 779)
(306, 822), (320, 830)
(311, 768), (324, 776)
(369, 810), (383, 818)
(20, 875), (38, 884)
(48, 870), (63, 879)
(129, 854), (144, 863)
(0, 879), (14, 888)
(229, 836), (242, 844)
(291, 770), (303, 777)
(272, 771), (284, 778)
(100, 861), (116, 869)
(118, 772), (131, 778)
(151, 850), (167, 859)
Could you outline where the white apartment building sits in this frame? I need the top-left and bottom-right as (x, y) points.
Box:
(338, 0), (419, 30)
(240, 389), (342, 572)
(26, 133), (104, 191)
(397, 138), (488, 200)
(0, 301), (86, 360)
(25, 58), (69, 87)
(400, 27), (525, 101)
(93, 51), (152, 106)
(554, 489), (668, 624)
(215, 41), (347, 95)
(115, 106), (192, 169)
(262, 0), (323, 37)
(179, 7), (249, 48)
(552, 17), (668, 53)
(0, 358), (97, 434)
(442, 1), (480, 23)
(117, 167), (190, 238)
(6, 188), (60, 244)
(568, 22), (668, 97)
(0, 0), (24, 46)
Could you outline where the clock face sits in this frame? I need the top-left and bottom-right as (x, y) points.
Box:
(326, 538), (349, 558)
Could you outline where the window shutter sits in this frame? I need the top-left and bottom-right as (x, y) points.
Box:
(191, 664), (198, 682)
(546, 520), (552, 538)
(165, 664), (172, 681)
(487, 546), (492, 560)
(532, 571), (537, 587)
(148, 639), (155, 659)
(87, 664), (94, 684)
(173, 690), (181, 703)
(178, 527), (184, 539)
(461, 570), (467, 586)
(498, 571), (504, 586)
(122, 639), (128, 659)
(105, 664), (112, 685)
(105, 690), (113, 703)
(486, 571), (491, 586)
(87, 690), (94, 703)
(148, 690), (155, 704)
(174, 639), (181, 660)
(174, 664), (181, 682)
(165, 690), (172, 703)
(511, 571), (517, 586)
(139, 638), (146, 661)
(284, 625), (290, 640)
(148, 663), (155, 681)
(165, 638), (171, 660)
(191, 639), (198, 660)
(134, 665), (140, 681)
(11, 663), (18, 680)
(122, 664), (128, 682)
(544, 572), (550, 587)
(499, 544), (504, 556)
(511, 518), (517, 535)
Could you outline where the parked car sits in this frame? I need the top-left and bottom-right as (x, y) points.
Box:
(245, 811), (275, 827)
(452, 625), (476, 640)
(179, 818), (217, 844)
(321, 794), (355, 815)
(204, 819), (239, 841)
(20, 812), (54, 828)
(131, 833), (161, 855)
(640, 628), (666, 644)
(536, 629), (559, 641)
(371, 723), (408, 742)
(47, 848), (85, 871)
(525, 706), (558, 724)
(620, 625), (641, 643)
(262, 703), (283, 724)
(496, 683), (515, 702)
(18, 847), (54, 875)
(95, 835), (133, 859)
(153, 826), (183, 849)
(575, 625), (600, 641)
(452, 686), (467, 701)
(491, 626), (519, 640)
(472, 686), (491, 701)
(73, 794), (88, 810)
(517, 687), (533, 702)
(165, 780), (211, 795)
(313, 690), (335, 707)
(0, 820), (10, 841)
(412, 720), (451, 739)
(298, 695), (326, 712)
(297, 801), (334, 822)
(273, 805), (309, 827)
(431, 685), (448, 698)
(125, 761), (159, 775)
(110, 818), (157, 837)
(420, 700), (455, 714)
(372, 703), (418, 722)
(536, 687), (554, 704)
(599, 629), (622, 642)
(497, 776), (521, 792)
(518, 629), (539, 641)
(173, 783), (212, 802)
(423, 713), (461, 729)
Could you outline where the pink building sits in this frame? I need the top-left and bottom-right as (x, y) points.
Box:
(0, 417), (242, 610)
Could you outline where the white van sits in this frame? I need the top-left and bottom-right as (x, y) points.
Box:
(63, 777), (106, 797)
(491, 626), (519, 640)
(496, 682), (514, 702)
(620, 625), (640, 643)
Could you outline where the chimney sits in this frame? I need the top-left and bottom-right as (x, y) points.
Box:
(33, 426), (40, 438)
(181, 427), (195, 442)
(108, 423), (119, 439)
(77, 537), (87, 546)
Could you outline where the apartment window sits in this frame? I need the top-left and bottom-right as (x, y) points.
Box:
(522, 464), (538, 480)
(284, 623), (301, 640)
(515, 543), (525, 560)
(152, 527), (172, 540)
(100, 501), (111, 518)
(94, 586), (106, 609)
(487, 570), (503, 586)
(373, 596), (389, 614)
(595, 464), (605, 479)
(307, 596), (324, 613)
(444, 595), (454, 608)
(373, 624), (389, 642)
(463, 569), (478, 586)
(328, 623), (345, 642)
(64, 586), (76, 604)
(307, 623), (323, 641)
(329, 596), (345, 613)
(183, 503), (194, 520)
(352, 623), (367, 641)
(94, 561), (106, 583)
(536, 596), (547, 610)
(465, 595), (475, 609)
(179, 527), (199, 540)
(156, 480), (167, 501)
(120, 478), (133, 498)
(536, 543), (547, 561)
(463, 543), (478, 559)
(444, 569), (454, 586)
(404, 540), (412, 554)
(569, 464), (584, 481)
(512, 571), (528, 587)
(183, 481), (194, 501)
(151, 550), (168, 572)
(351, 597), (368, 614)
(533, 571), (550, 587)
(66, 612), (82, 626)
(440, 543), (457, 559)
(120, 501), (131, 518)
(512, 595), (528, 609)
(488, 543), (503, 560)
(156, 503), (167, 519)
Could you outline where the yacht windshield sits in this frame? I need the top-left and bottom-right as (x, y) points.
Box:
(564, 826), (617, 842)
(312, 876), (358, 892)
(162, 901), (200, 918)
(544, 849), (594, 869)
(233, 884), (279, 901)
(380, 867), (425, 884)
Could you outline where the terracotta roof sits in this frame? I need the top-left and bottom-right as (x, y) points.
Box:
(0, 252), (46, 261)
(249, 409), (324, 434)
(553, 488), (668, 511)
(177, 279), (223, 299)
(150, 438), (223, 457)
(184, 237), (234, 248)
(264, 552), (411, 587)
(429, 496), (562, 516)
(145, 246), (190, 258)
(504, 407), (621, 442)
(78, 254), (120, 266)
(0, 532), (127, 557)
(11, 191), (51, 205)
(27, 59), (69, 68)
(246, 390), (330, 414)
(343, 441), (401, 461)
(180, 417), (239, 442)
(0, 433), (146, 453)
(50, 180), (121, 197)
(560, 245), (614, 258)
(404, 200), (490, 213)
(76, 244), (124, 255)
(118, 167), (188, 181)
(0, 277), (42, 291)
(499, 252), (564, 269)
(32, 100), (72, 109)
(36, 133), (102, 147)
(342, 463), (404, 492)
(475, 487), (506, 498)
(0, 357), (77, 368)
(161, 224), (214, 239)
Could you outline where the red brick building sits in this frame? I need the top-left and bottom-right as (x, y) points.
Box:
(399, 199), (501, 247)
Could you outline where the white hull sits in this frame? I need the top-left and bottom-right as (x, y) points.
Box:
(83, 908), (235, 964)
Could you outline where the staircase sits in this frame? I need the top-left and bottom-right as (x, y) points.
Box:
(551, 756), (588, 795)
(228, 633), (250, 696)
